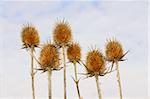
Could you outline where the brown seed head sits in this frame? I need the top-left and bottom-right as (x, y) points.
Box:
(21, 25), (40, 48)
(67, 43), (81, 62)
(86, 50), (106, 74)
(39, 43), (60, 69)
(53, 20), (72, 47)
(105, 39), (123, 61)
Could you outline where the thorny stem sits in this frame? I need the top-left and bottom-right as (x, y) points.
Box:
(115, 61), (123, 99)
(31, 46), (35, 99)
(95, 75), (102, 99)
(62, 45), (67, 99)
(48, 69), (52, 99)
(73, 61), (81, 99)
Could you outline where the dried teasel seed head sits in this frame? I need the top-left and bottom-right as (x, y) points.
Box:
(86, 49), (106, 74)
(21, 25), (40, 48)
(39, 43), (60, 70)
(67, 43), (81, 63)
(53, 20), (72, 47)
(105, 39), (123, 61)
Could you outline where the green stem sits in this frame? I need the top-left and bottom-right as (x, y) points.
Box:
(115, 61), (123, 99)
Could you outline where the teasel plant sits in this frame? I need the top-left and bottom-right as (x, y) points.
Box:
(80, 48), (116, 99)
(34, 42), (62, 99)
(39, 42), (61, 99)
(67, 42), (82, 99)
(86, 49), (106, 99)
(105, 38), (128, 99)
(21, 24), (40, 99)
(53, 19), (72, 99)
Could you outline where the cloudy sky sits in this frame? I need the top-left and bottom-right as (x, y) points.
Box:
(0, 0), (149, 99)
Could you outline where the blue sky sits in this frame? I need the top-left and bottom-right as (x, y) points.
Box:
(0, 1), (149, 99)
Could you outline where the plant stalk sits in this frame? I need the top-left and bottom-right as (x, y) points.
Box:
(31, 46), (35, 99)
(115, 61), (123, 99)
(62, 45), (67, 99)
(48, 69), (52, 99)
(73, 61), (81, 99)
(95, 75), (102, 99)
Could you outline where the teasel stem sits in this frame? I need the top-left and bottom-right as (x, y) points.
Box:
(31, 46), (35, 99)
(62, 45), (67, 99)
(95, 74), (102, 99)
(115, 61), (123, 99)
(73, 61), (81, 99)
(48, 69), (52, 99)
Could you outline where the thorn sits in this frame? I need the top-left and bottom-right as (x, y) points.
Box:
(99, 74), (105, 76)
(78, 73), (89, 75)
(34, 45), (38, 47)
(35, 68), (48, 73)
(89, 73), (95, 77)
(81, 75), (91, 80)
(120, 50), (129, 60)
(77, 60), (81, 65)
(35, 68), (44, 71)
(21, 46), (27, 49)
(119, 59), (127, 61)
(53, 67), (63, 71)
(41, 69), (47, 73)
(103, 68), (117, 76)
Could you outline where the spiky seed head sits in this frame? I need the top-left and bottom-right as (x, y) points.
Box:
(67, 43), (81, 63)
(105, 39), (123, 61)
(39, 43), (60, 70)
(53, 20), (72, 47)
(86, 50), (106, 74)
(21, 25), (40, 48)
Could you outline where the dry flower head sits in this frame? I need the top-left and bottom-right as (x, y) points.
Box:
(86, 50), (106, 74)
(67, 43), (81, 63)
(53, 20), (72, 47)
(105, 39), (123, 61)
(39, 43), (60, 70)
(21, 25), (40, 48)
